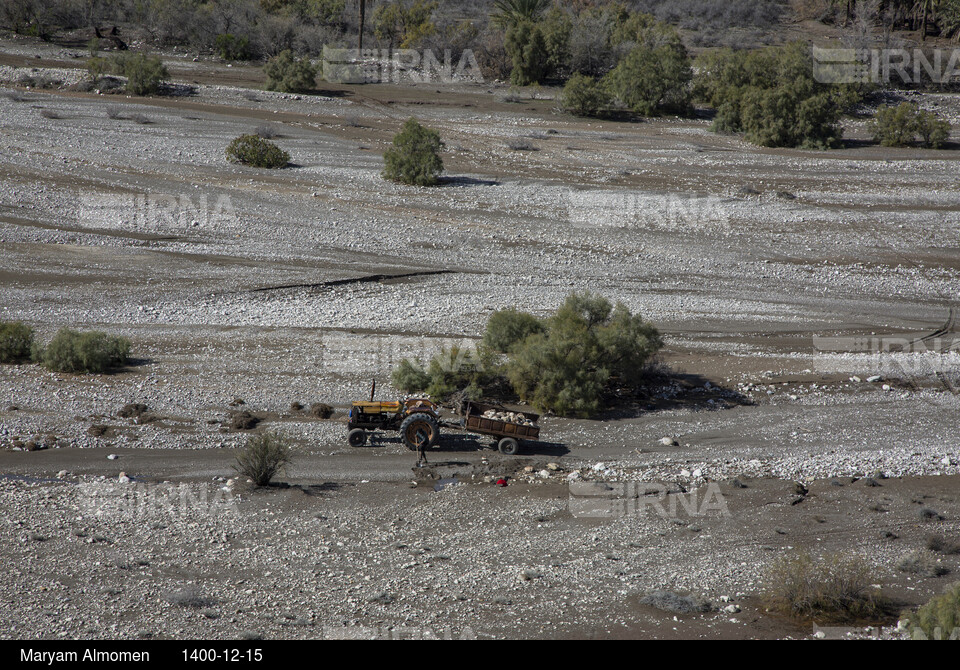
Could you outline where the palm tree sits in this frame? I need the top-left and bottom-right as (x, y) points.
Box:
(915, 0), (940, 39)
(491, 0), (551, 28)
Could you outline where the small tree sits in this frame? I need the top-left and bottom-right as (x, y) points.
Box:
(603, 43), (691, 116)
(870, 102), (920, 147)
(382, 118), (444, 186)
(870, 103), (951, 149)
(215, 33), (253, 61)
(0, 321), (34, 363)
(917, 109), (951, 149)
(234, 431), (292, 487)
(482, 308), (543, 353)
(226, 134), (290, 168)
(505, 20), (549, 86)
(264, 50), (317, 93)
(505, 293), (662, 417)
(112, 54), (169, 96)
(560, 73), (611, 117)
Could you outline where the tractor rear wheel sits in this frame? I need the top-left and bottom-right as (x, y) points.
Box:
(347, 428), (367, 447)
(400, 413), (440, 451)
(498, 437), (520, 455)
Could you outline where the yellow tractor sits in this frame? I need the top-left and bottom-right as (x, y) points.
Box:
(347, 382), (441, 451)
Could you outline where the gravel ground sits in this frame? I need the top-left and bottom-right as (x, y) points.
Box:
(1, 38), (960, 638)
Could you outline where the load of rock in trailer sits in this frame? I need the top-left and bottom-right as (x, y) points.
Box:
(482, 409), (537, 426)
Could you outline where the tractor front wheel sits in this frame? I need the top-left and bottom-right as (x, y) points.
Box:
(347, 428), (367, 447)
(400, 413), (440, 451)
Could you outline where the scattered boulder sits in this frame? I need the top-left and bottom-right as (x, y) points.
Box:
(638, 590), (711, 615)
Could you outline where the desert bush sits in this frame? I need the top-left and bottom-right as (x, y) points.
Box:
(382, 118), (444, 186)
(130, 113), (151, 125)
(164, 586), (217, 609)
(39, 108), (61, 119)
(505, 292), (662, 417)
(116, 54), (168, 96)
(392, 345), (494, 401)
(694, 42), (848, 149)
(255, 124), (279, 139)
(308, 402), (333, 419)
(226, 134), (290, 168)
(506, 138), (538, 150)
(33, 328), (131, 374)
(264, 50), (317, 93)
(898, 550), (950, 578)
(0, 321), (34, 363)
(928, 534), (960, 555)
(559, 73), (611, 117)
(234, 431), (292, 487)
(215, 33), (253, 61)
(88, 53), (168, 96)
(392, 358), (431, 394)
(373, 0), (438, 49)
(482, 308), (543, 353)
(105, 104), (123, 119)
(917, 109), (952, 148)
(762, 552), (886, 622)
(871, 102), (951, 149)
(902, 582), (960, 640)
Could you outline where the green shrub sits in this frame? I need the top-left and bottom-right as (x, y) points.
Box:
(482, 308), (544, 353)
(392, 346), (494, 401)
(382, 118), (444, 186)
(0, 321), (34, 363)
(226, 134), (290, 168)
(392, 358), (431, 393)
(870, 103), (951, 149)
(505, 292), (662, 417)
(34, 328), (131, 374)
(762, 552), (887, 623)
(739, 81), (841, 150)
(393, 292), (661, 413)
(917, 109), (951, 149)
(215, 33), (253, 61)
(560, 73), (611, 117)
(505, 20), (549, 86)
(871, 102), (920, 147)
(115, 54), (168, 96)
(602, 42), (691, 116)
(264, 50), (317, 93)
(694, 42), (850, 149)
(234, 431), (292, 487)
(902, 582), (960, 640)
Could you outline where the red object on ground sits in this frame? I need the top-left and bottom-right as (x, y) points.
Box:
(495, 478), (507, 487)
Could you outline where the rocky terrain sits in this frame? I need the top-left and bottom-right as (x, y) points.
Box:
(0, 35), (959, 639)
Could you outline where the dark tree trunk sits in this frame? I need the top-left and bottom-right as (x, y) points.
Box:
(358, 0), (366, 51)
